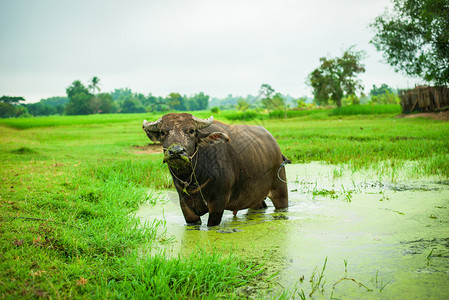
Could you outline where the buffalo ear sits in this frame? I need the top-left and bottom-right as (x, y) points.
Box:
(198, 132), (230, 147)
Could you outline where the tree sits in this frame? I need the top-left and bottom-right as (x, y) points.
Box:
(24, 96), (68, 116)
(88, 76), (101, 95)
(369, 85), (400, 105)
(40, 96), (69, 107)
(209, 94), (240, 110)
(120, 96), (145, 113)
(92, 93), (116, 114)
(370, 83), (394, 97)
(370, 0), (449, 85)
(296, 97), (308, 108)
(14, 106), (29, 118)
(65, 80), (93, 115)
(167, 93), (183, 110)
(0, 96), (26, 118)
(0, 96), (25, 105)
(197, 92), (209, 110)
(308, 47), (366, 107)
(258, 84), (287, 111)
(40, 96), (68, 115)
(111, 88), (133, 101)
(236, 98), (250, 111)
(271, 93), (286, 111)
(66, 80), (90, 99)
(65, 93), (94, 115)
(144, 94), (168, 112)
(259, 84), (276, 111)
(0, 102), (16, 118)
(184, 92), (209, 111)
(27, 102), (55, 116)
(259, 84), (275, 100)
(188, 92), (209, 111)
(369, 90), (400, 105)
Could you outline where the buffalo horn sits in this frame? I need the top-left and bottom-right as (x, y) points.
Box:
(192, 115), (214, 130)
(142, 118), (161, 132)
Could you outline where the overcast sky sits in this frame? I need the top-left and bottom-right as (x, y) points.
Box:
(0, 0), (420, 103)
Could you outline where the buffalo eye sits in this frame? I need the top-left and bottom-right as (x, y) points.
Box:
(160, 131), (167, 137)
(188, 129), (195, 135)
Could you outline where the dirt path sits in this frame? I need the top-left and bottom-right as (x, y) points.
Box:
(132, 144), (162, 154)
(398, 110), (449, 121)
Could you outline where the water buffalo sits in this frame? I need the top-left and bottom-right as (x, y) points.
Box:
(142, 113), (290, 226)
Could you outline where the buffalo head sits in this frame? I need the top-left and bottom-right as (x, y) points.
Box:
(142, 113), (230, 168)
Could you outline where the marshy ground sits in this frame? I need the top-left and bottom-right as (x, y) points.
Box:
(138, 162), (449, 299)
(1, 110), (448, 298)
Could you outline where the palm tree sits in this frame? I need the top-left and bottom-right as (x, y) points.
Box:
(88, 76), (101, 95)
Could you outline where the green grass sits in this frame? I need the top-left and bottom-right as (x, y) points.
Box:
(329, 104), (402, 116)
(106, 248), (261, 298)
(1, 110), (448, 298)
(266, 117), (449, 177)
(229, 104), (401, 120)
(268, 109), (328, 119)
(0, 111), (216, 130)
(0, 118), (260, 298)
(219, 110), (265, 121)
(0, 113), (146, 129)
(90, 159), (173, 190)
(0, 105), (401, 130)
(0, 161), (160, 298)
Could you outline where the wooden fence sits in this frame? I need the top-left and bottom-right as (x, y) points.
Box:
(399, 86), (449, 113)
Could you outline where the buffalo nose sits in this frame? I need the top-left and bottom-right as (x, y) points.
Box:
(168, 145), (186, 156)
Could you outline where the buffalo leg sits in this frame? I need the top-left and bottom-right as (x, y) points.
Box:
(179, 198), (201, 225)
(269, 168), (288, 209)
(251, 199), (268, 210)
(207, 198), (226, 226)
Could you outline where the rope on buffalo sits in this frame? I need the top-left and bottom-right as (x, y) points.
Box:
(168, 166), (194, 192)
(168, 147), (208, 208)
(167, 147), (199, 190)
(189, 148), (208, 207)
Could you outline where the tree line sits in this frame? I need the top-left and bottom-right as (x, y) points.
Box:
(0, 77), (210, 118)
(0, 77), (399, 118)
(63, 77), (210, 115)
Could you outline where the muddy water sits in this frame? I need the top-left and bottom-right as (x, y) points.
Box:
(137, 162), (449, 298)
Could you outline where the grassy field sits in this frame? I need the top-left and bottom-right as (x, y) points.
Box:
(1, 110), (448, 298)
(268, 116), (449, 177)
(216, 104), (402, 121)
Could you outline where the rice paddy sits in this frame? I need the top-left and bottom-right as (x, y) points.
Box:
(1, 109), (448, 298)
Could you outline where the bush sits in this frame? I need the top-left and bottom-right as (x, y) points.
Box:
(369, 90), (400, 105)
